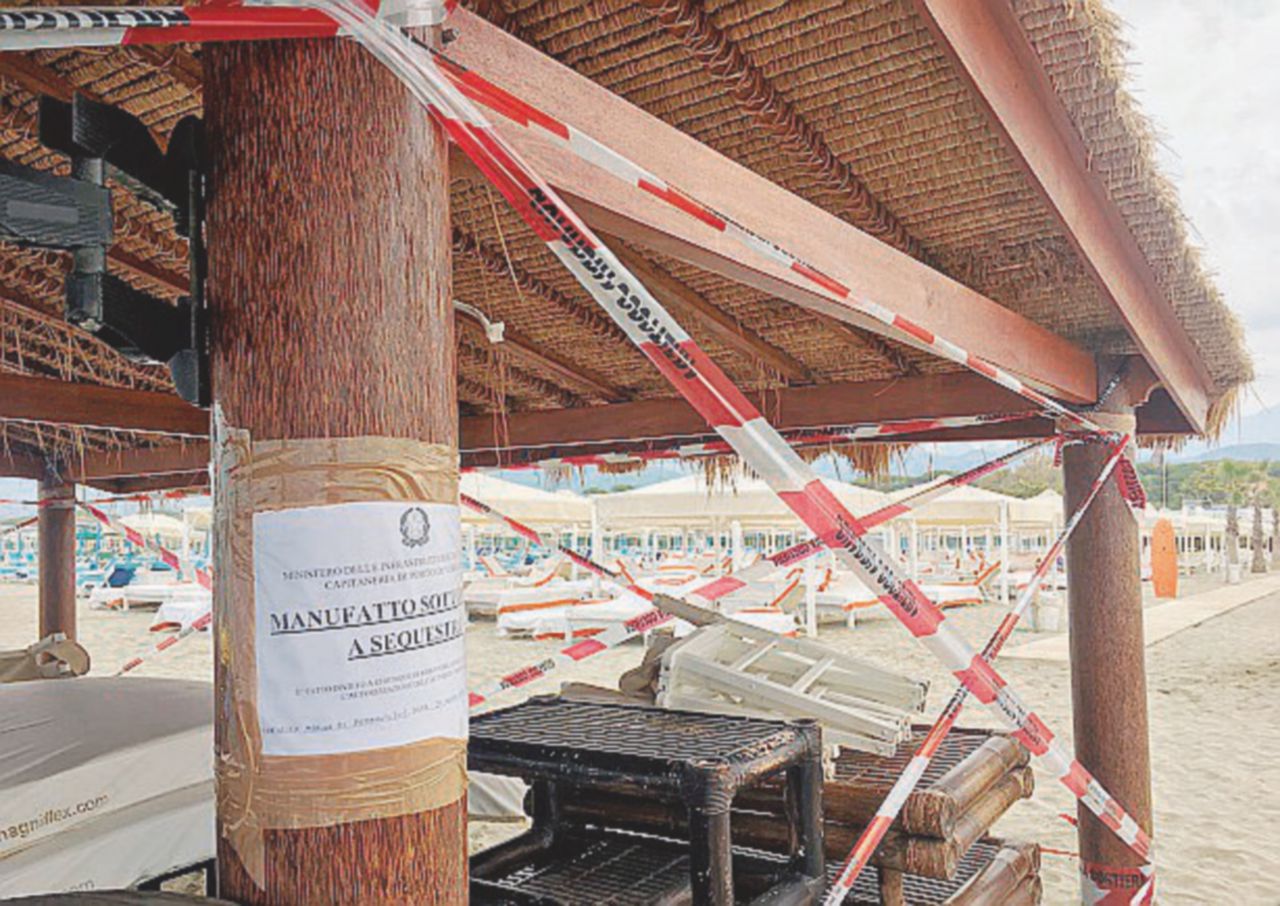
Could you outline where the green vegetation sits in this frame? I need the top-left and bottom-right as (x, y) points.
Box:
(1138, 457), (1280, 510)
(975, 453), (1063, 498)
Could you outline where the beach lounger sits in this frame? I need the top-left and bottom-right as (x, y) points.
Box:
(0, 677), (214, 897)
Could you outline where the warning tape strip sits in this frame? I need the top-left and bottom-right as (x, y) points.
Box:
(325, 8), (1148, 865)
(114, 610), (212, 676)
(67, 501), (214, 676)
(823, 434), (1132, 904)
(0, 0), (457, 47)
(0, 0), (1151, 865)
(460, 491), (677, 708)
(461, 410), (1042, 473)
(0, 488), (206, 509)
(0, 515), (37, 543)
(687, 439), (1051, 605)
(0, 1), (1114, 436)
(76, 501), (212, 590)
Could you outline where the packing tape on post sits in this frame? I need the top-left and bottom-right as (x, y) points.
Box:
(213, 417), (467, 887)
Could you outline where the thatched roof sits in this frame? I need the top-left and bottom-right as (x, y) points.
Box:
(0, 0), (1252, 475)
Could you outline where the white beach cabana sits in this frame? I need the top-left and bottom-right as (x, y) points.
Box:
(593, 473), (892, 563)
(460, 474), (593, 526)
(594, 473), (889, 532)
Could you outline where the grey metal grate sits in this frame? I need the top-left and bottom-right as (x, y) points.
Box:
(831, 727), (995, 789)
(830, 839), (1003, 905)
(471, 698), (799, 766)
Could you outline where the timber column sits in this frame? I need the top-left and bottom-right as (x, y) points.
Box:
(206, 33), (465, 905)
(38, 473), (76, 640)
(1062, 408), (1154, 903)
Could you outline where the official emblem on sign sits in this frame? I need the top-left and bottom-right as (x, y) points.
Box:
(399, 507), (431, 548)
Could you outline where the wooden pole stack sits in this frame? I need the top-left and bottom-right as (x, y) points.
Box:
(205, 33), (463, 904)
(37, 474), (76, 641)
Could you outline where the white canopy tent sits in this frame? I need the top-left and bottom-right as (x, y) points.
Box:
(460, 474), (593, 526)
(594, 473), (890, 532)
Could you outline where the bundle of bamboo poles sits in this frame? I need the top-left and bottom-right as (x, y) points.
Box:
(555, 722), (1039, 904)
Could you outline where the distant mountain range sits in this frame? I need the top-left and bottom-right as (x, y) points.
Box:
(1183, 442), (1280, 462)
(1169, 405), (1280, 462)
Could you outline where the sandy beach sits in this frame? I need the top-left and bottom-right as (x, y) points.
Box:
(2, 578), (1277, 904)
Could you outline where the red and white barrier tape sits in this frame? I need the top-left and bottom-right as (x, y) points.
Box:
(462, 410), (1041, 473)
(0, 489), (205, 509)
(77, 501), (212, 590)
(685, 438), (1051, 605)
(463, 440), (1047, 706)
(0, 0), (1151, 867)
(114, 610), (212, 676)
(0, 515), (37, 543)
(70, 501), (214, 676)
(461, 491), (677, 708)
(0, 1), (456, 49)
(824, 434), (1134, 904)
(321, 7), (1150, 866)
(0, 1), (1115, 436)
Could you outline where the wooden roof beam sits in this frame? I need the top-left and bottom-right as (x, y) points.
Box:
(608, 243), (816, 384)
(55, 444), (209, 481)
(456, 304), (629, 401)
(0, 450), (44, 480)
(87, 471), (209, 495)
(914, 0), (1214, 431)
(0, 373), (207, 437)
(446, 9), (1098, 404)
(459, 372), (1040, 465)
(457, 340), (581, 409)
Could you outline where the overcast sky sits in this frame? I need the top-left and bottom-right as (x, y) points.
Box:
(1108, 0), (1280, 416)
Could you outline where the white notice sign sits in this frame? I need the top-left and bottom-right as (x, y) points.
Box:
(253, 501), (466, 756)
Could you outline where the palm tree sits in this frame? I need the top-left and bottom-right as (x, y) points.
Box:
(1243, 463), (1275, 573)
(1272, 478), (1280, 569)
(1251, 495), (1268, 573)
(1186, 460), (1263, 571)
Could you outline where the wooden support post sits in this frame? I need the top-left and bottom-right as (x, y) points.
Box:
(38, 475), (76, 640)
(1062, 410), (1154, 900)
(206, 33), (464, 905)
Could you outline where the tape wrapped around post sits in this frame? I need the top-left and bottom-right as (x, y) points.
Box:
(213, 418), (467, 886)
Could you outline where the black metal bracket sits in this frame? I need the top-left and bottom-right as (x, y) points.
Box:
(1, 93), (209, 407)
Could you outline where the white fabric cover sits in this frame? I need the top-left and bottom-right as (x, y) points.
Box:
(0, 677), (214, 897)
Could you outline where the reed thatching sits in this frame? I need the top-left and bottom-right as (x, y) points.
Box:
(0, 0), (1253, 477)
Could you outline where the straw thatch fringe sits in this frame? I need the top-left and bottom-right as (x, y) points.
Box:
(696, 439), (906, 492)
(1012, 0), (1252, 426)
(596, 459), (649, 476)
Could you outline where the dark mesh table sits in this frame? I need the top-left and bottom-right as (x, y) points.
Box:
(469, 697), (825, 905)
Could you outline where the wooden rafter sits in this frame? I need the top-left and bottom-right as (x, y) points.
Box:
(914, 0), (1214, 430)
(54, 443), (208, 481)
(446, 10), (1098, 404)
(0, 373), (206, 436)
(458, 372), (1036, 461)
(88, 471), (209, 495)
(0, 289), (171, 392)
(608, 242), (815, 385)
(0, 449), (43, 479)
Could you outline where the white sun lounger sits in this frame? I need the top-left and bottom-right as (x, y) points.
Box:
(0, 677), (214, 897)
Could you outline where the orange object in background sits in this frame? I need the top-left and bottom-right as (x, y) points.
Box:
(1151, 518), (1178, 599)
